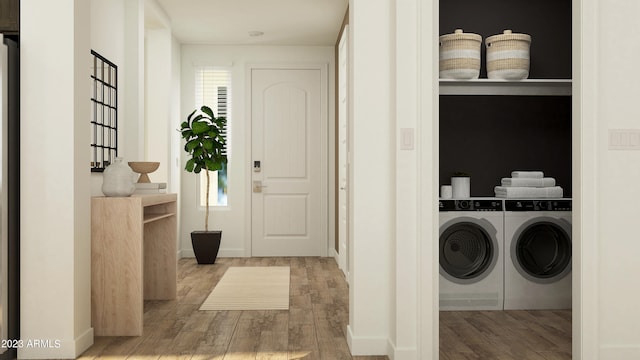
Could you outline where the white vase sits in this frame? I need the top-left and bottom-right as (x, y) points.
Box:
(451, 176), (470, 199)
(102, 157), (136, 197)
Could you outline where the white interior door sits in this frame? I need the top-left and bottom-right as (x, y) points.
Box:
(337, 27), (349, 276)
(251, 68), (326, 256)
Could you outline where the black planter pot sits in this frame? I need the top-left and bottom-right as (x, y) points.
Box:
(191, 231), (222, 264)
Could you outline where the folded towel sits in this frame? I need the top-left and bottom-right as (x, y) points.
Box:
(494, 186), (564, 198)
(501, 177), (556, 187)
(511, 171), (544, 179)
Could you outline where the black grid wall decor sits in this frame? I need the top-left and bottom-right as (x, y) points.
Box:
(90, 50), (118, 172)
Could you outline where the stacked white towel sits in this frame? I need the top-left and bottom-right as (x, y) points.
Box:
(511, 171), (544, 179)
(494, 186), (564, 198)
(495, 170), (564, 198)
(501, 177), (556, 187)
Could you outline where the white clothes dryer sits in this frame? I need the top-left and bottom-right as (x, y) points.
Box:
(503, 199), (572, 310)
(439, 198), (504, 311)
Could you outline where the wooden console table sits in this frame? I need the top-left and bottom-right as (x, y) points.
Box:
(91, 193), (177, 336)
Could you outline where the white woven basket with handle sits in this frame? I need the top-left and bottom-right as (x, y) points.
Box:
(485, 30), (532, 80)
(439, 29), (482, 80)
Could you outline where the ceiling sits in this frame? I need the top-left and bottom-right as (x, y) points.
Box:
(154, 0), (348, 46)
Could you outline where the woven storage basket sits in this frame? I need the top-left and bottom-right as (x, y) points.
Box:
(439, 29), (482, 80)
(485, 30), (532, 80)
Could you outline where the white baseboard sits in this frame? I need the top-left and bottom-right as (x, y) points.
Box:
(346, 325), (389, 356)
(386, 338), (418, 360)
(329, 247), (339, 261)
(329, 247), (349, 282)
(75, 327), (94, 357)
(600, 345), (640, 359)
(17, 327), (94, 359)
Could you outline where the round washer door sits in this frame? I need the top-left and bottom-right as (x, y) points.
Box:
(439, 218), (499, 285)
(511, 217), (571, 284)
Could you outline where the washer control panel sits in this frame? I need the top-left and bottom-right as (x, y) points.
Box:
(439, 199), (503, 211)
(505, 199), (572, 211)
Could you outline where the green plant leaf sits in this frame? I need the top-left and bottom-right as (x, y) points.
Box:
(181, 129), (193, 139)
(192, 121), (209, 134)
(201, 106), (214, 119)
(205, 159), (220, 171)
(186, 139), (200, 151)
(185, 159), (195, 172)
(203, 139), (214, 150)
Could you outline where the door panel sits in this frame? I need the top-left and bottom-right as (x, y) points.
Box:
(264, 195), (308, 236)
(264, 84), (307, 179)
(251, 68), (324, 256)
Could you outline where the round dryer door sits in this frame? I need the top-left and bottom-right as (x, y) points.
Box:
(439, 221), (497, 284)
(513, 220), (571, 283)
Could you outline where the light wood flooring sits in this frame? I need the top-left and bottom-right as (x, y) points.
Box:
(80, 256), (571, 360)
(440, 310), (572, 359)
(80, 257), (388, 360)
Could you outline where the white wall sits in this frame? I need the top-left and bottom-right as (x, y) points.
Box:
(143, 30), (181, 189)
(20, 1), (166, 358)
(392, 0), (420, 358)
(144, 0), (178, 187)
(123, 0), (145, 165)
(144, 0), (182, 252)
(89, 0), (125, 195)
(89, 0), (179, 197)
(89, 0), (145, 196)
(20, 0), (93, 358)
(179, 45), (334, 257)
(170, 37), (182, 196)
(347, 0), (394, 355)
(594, 0), (640, 357)
(572, 0), (597, 358)
(418, 0), (440, 358)
(144, 29), (172, 183)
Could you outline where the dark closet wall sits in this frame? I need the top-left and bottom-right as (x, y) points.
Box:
(440, 0), (572, 79)
(439, 0), (573, 197)
(439, 96), (572, 197)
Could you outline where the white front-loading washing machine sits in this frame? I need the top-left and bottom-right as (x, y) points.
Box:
(439, 198), (504, 311)
(503, 199), (572, 310)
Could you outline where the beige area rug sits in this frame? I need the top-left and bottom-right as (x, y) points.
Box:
(199, 266), (290, 311)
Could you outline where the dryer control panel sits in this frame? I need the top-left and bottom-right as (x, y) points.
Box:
(439, 199), (503, 211)
(505, 199), (572, 211)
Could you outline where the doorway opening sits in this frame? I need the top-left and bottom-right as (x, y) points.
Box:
(437, 0), (574, 358)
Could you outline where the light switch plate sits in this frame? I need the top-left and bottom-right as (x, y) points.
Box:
(400, 128), (415, 150)
(609, 129), (640, 150)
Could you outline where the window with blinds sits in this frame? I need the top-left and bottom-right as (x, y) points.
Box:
(195, 67), (231, 207)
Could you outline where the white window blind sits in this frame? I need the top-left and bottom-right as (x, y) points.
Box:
(194, 67), (231, 206)
(195, 67), (231, 155)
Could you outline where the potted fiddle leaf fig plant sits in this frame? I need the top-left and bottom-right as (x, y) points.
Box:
(180, 105), (227, 264)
